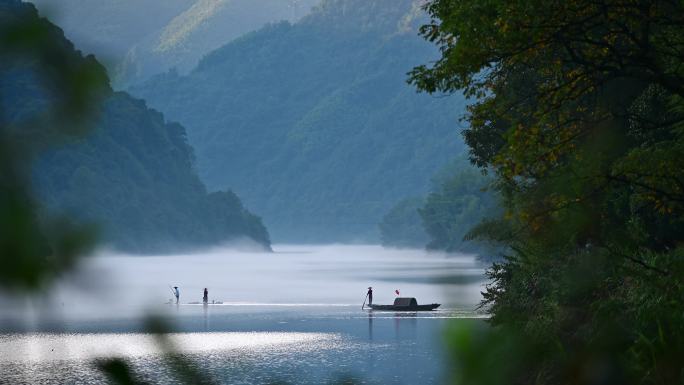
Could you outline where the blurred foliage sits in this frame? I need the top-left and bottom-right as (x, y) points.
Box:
(412, 0), (684, 384)
(0, 0), (103, 291)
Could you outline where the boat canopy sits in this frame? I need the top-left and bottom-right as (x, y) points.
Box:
(393, 297), (418, 307)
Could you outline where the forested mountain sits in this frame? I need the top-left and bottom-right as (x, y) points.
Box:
(116, 0), (320, 86)
(130, 0), (468, 242)
(31, 0), (320, 86)
(2, 0), (270, 252)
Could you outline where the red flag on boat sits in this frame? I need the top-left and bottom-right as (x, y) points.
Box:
(395, 289), (400, 296)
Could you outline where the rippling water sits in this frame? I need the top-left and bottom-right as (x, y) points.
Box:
(0, 245), (489, 384)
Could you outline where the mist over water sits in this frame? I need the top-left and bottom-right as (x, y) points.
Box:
(0, 245), (489, 384)
(2, 244), (486, 323)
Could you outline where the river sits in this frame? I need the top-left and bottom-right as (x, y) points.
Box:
(0, 244), (489, 384)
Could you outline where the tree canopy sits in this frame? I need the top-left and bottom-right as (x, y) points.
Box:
(411, 0), (684, 383)
(420, 167), (498, 253)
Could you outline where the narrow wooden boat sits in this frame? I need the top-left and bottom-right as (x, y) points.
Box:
(366, 297), (440, 311)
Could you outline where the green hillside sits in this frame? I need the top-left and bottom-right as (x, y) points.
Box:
(130, 0), (468, 242)
(2, 0), (270, 253)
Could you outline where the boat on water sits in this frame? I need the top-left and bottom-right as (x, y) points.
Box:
(366, 297), (440, 311)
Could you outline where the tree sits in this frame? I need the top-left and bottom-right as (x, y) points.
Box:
(420, 168), (497, 253)
(410, 0), (684, 384)
(379, 196), (429, 248)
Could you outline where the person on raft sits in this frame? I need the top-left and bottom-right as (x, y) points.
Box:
(173, 286), (180, 303)
(203, 288), (208, 304)
(367, 287), (373, 305)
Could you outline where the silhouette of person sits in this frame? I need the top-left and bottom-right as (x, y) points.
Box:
(173, 286), (180, 303)
(367, 287), (373, 305)
(203, 288), (208, 304)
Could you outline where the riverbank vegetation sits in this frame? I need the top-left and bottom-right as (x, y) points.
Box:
(380, 162), (499, 255)
(411, 0), (684, 383)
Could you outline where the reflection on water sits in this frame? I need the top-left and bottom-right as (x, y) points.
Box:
(1, 331), (350, 384)
(0, 245), (489, 384)
(368, 312), (374, 340)
(0, 332), (340, 362)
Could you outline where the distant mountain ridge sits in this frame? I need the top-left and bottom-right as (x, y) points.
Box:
(130, 0), (468, 242)
(31, 0), (321, 87)
(2, 0), (271, 252)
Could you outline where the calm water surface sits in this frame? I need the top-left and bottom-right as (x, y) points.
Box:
(0, 245), (489, 384)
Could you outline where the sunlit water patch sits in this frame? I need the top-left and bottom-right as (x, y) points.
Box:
(0, 328), (436, 385)
(0, 332), (341, 362)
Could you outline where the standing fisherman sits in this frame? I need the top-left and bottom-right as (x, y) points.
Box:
(203, 288), (209, 304)
(173, 286), (180, 303)
(367, 287), (373, 305)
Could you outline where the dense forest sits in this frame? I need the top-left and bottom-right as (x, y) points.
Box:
(1, 0), (270, 253)
(31, 0), (320, 87)
(130, 0), (468, 242)
(420, 167), (497, 253)
(411, 0), (684, 383)
(379, 161), (498, 253)
(378, 196), (428, 248)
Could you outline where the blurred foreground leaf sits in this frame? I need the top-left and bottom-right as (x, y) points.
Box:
(96, 358), (153, 385)
(0, 0), (107, 291)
